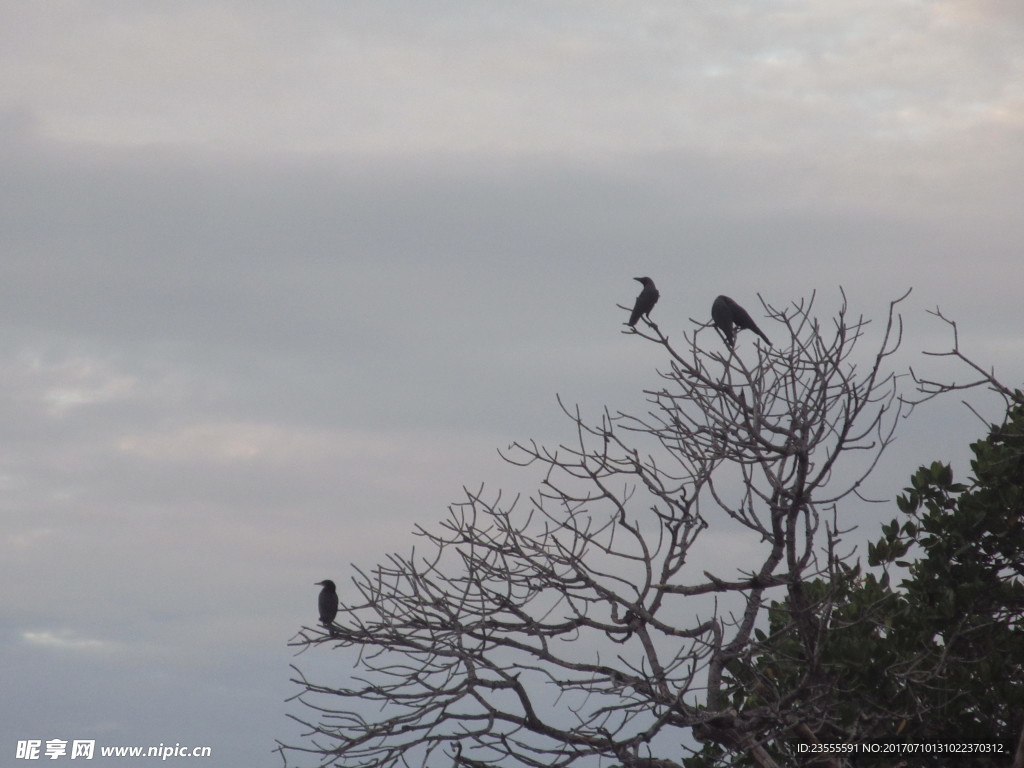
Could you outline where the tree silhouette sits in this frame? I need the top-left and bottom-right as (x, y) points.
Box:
(279, 291), (919, 768)
(729, 317), (1024, 768)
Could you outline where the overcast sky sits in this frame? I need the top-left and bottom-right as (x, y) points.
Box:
(2, 2), (1023, 766)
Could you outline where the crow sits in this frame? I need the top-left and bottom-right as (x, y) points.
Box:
(315, 579), (339, 633)
(711, 295), (771, 348)
(627, 277), (659, 327)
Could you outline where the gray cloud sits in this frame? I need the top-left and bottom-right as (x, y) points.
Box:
(3, 2), (1022, 154)
(1, 2), (1023, 765)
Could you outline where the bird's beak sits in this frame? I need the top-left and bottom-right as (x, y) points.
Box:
(633, 277), (643, 283)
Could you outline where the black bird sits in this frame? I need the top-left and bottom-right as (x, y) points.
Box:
(627, 277), (659, 327)
(711, 295), (771, 348)
(315, 579), (339, 632)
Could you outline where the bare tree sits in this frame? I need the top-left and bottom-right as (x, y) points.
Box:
(912, 305), (1020, 414)
(279, 290), (915, 768)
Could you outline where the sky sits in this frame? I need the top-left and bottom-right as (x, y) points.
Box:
(2, 1), (1023, 766)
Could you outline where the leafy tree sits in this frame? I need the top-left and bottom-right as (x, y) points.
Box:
(730, 346), (1024, 767)
(278, 291), (945, 768)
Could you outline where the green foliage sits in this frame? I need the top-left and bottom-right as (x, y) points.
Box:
(721, 399), (1024, 766)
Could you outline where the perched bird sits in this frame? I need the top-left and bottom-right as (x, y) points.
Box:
(711, 295), (771, 348)
(627, 277), (660, 327)
(315, 579), (339, 632)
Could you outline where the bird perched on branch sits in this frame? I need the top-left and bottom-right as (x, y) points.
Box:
(315, 579), (339, 634)
(711, 295), (771, 348)
(627, 277), (659, 327)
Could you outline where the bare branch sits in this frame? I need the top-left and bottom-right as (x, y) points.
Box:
(912, 305), (1021, 411)
(279, 291), (923, 768)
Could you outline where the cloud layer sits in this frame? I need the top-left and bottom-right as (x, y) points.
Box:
(1, 2), (1022, 765)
